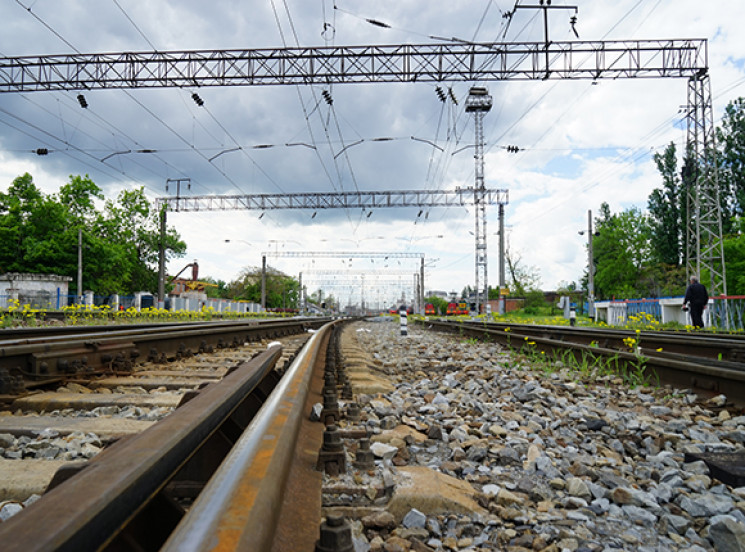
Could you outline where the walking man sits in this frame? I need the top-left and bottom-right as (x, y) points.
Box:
(683, 276), (709, 329)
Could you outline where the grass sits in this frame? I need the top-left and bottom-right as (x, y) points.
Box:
(509, 335), (657, 389)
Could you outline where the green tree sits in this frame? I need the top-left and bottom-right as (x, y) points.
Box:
(229, 265), (300, 309)
(723, 218), (745, 294)
(104, 188), (186, 293)
(0, 174), (186, 296)
(523, 289), (548, 314)
(425, 295), (449, 315)
(716, 97), (745, 218)
(201, 276), (230, 298)
(504, 245), (541, 296)
(649, 142), (683, 266)
(592, 203), (652, 299)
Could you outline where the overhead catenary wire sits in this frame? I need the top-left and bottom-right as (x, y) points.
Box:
(10, 5), (220, 196)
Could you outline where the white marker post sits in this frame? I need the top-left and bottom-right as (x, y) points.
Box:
(399, 305), (408, 336)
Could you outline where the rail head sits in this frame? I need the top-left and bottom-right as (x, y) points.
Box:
(162, 319), (339, 552)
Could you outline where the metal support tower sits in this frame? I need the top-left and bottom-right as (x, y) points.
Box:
(686, 71), (727, 298)
(466, 86), (493, 315)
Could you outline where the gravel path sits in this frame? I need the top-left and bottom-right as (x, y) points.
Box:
(341, 319), (745, 552)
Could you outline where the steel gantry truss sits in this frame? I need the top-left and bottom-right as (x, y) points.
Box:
(1, 35), (724, 300)
(155, 188), (508, 212)
(157, 188), (506, 314)
(0, 40), (707, 90)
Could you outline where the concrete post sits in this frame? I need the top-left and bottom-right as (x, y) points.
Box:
(158, 208), (166, 309)
(261, 254), (267, 311)
(77, 228), (83, 304)
(587, 209), (595, 318)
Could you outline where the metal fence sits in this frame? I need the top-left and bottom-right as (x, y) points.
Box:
(623, 298), (663, 320)
(709, 296), (745, 331)
(594, 295), (745, 331)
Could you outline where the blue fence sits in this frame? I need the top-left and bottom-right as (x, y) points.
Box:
(624, 299), (662, 320)
(709, 296), (745, 331)
(595, 295), (745, 331)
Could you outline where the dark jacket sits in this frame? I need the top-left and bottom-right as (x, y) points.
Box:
(684, 282), (709, 306)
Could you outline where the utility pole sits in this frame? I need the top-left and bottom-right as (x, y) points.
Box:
(158, 178), (190, 308)
(298, 272), (303, 313)
(499, 203), (506, 315)
(587, 209), (595, 318)
(157, 208), (166, 308)
(466, 86), (493, 315)
(77, 228), (82, 304)
(261, 254), (267, 311)
(578, 209), (595, 318)
(420, 256), (425, 315)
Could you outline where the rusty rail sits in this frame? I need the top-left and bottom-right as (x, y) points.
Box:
(0, 317), (330, 393)
(0, 343), (287, 551)
(161, 320), (336, 551)
(443, 319), (745, 362)
(419, 319), (745, 405)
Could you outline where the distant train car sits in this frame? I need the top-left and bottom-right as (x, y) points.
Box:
(446, 302), (458, 315)
(424, 303), (435, 315)
(457, 302), (469, 315)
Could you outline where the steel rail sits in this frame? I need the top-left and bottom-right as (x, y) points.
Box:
(162, 320), (335, 551)
(450, 320), (745, 362)
(419, 319), (745, 405)
(0, 343), (286, 551)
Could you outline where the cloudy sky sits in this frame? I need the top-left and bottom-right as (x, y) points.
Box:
(1, 1), (744, 308)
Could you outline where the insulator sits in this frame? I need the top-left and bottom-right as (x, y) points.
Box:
(77, 94), (88, 108)
(322, 90), (333, 105)
(435, 86), (446, 102)
(448, 87), (458, 105)
(35, 148), (49, 155)
(191, 93), (205, 106)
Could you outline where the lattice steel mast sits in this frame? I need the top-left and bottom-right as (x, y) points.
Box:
(686, 71), (727, 297)
(465, 86), (492, 315)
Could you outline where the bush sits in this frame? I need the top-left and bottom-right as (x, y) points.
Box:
(524, 289), (547, 310)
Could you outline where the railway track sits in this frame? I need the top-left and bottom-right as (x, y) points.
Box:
(0, 317), (329, 397)
(418, 319), (745, 406)
(2, 317), (745, 550)
(0, 317), (337, 550)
